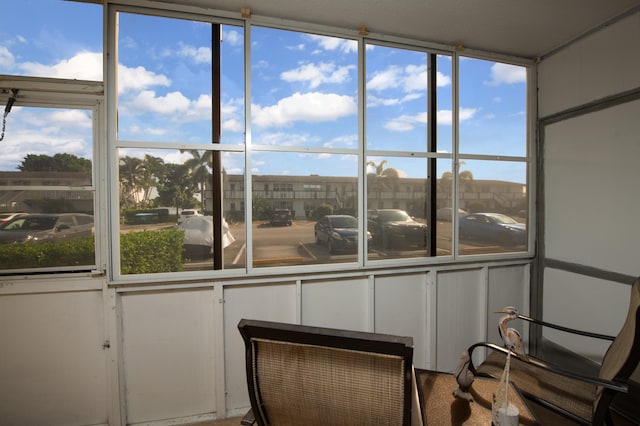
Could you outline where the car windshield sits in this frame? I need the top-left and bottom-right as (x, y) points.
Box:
(329, 216), (357, 228)
(378, 210), (411, 222)
(3, 217), (58, 231)
(490, 214), (518, 224)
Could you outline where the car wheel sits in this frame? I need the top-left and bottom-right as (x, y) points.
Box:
(315, 232), (322, 244)
(328, 240), (335, 254)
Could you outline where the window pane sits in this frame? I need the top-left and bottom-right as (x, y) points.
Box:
(251, 152), (359, 267)
(117, 13), (244, 144)
(251, 27), (358, 149)
(118, 148), (245, 273)
(437, 55), (453, 153)
(0, 106), (95, 271)
(1, 1), (102, 80)
(366, 45), (428, 152)
(458, 160), (528, 255)
(365, 156), (430, 260)
(459, 58), (527, 156)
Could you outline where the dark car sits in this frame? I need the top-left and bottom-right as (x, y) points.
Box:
(270, 209), (292, 226)
(458, 212), (526, 246)
(0, 213), (94, 244)
(367, 209), (428, 250)
(314, 214), (370, 254)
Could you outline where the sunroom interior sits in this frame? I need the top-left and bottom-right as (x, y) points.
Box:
(1, 0), (640, 424)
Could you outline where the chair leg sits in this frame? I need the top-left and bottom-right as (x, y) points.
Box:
(240, 408), (256, 425)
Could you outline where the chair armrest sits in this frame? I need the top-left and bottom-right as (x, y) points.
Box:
(467, 342), (628, 393)
(517, 313), (615, 341)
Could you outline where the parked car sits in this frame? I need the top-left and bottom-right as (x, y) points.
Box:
(0, 213), (94, 244)
(458, 212), (526, 246)
(0, 212), (25, 228)
(270, 209), (292, 226)
(314, 214), (370, 254)
(367, 209), (428, 250)
(436, 207), (468, 221)
(177, 209), (202, 224)
(177, 215), (235, 258)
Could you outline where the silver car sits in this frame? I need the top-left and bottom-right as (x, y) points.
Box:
(0, 213), (94, 244)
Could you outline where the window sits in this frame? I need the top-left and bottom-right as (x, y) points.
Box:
(0, 103), (99, 272)
(106, 6), (530, 277)
(113, 9), (245, 275)
(457, 58), (528, 255)
(250, 26), (360, 268)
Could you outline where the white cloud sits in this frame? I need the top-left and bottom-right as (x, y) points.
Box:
(308, 34), (357, 53)
(384, 112), (427, 131)
(367, 66), (402, 92)
(437, 107), (478, 125)
(48, 110), (92, 129)
(0, 46), (15, 69)
(280, 62), (354, 88)
(367, 65), (451, 97)
(252, 92), (357, 128)
(223, 30), (243, 47)
(117, 63), (171, 94)
(19, 51), (102, 81)
(128, 90), (191, 114)
(177, 43), (211, 64)
(486, 63), (526, 85)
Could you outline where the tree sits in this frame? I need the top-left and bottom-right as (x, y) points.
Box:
(156, 163), (198, 214)
(366, 159), (400, 208)
(18, 153), (91, 173)
(184, 150), (212, 209)
(119, 156), (144, 210)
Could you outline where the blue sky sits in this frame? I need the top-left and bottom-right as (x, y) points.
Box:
(1, 0), (528, 183)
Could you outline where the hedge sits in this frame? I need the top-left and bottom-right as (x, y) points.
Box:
(0, 229), (185, 274)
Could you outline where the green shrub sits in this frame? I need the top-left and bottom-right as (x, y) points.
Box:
(0, 229), (185, 273)
(0, 237), (95, 269)
(120, 229), (184, 274)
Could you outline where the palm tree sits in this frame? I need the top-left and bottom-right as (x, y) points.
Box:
(367, 159), (400, 208)
(184, 150), (213, 209)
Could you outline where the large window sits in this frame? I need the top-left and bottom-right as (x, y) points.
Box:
(111, 7), (531, 276)
(1, 1), (531, 277)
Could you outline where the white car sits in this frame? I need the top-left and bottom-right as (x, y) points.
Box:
(177, 215), (235, 258)
(177, 209), (202, 224)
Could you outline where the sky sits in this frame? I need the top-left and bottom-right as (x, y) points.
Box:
(1, 0), (528, 183)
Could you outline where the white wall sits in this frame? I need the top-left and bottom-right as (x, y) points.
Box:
(538, 11), (640, 364)
(0, 263), (529, 424)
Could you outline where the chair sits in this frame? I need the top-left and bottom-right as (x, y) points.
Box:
(467, 277), (640, 425)
(237, 319), (424, 426)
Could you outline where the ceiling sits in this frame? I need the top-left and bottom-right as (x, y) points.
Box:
(155, 0), (640, 59)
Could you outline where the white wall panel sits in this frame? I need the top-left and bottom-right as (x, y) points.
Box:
(486, 266), (528, 347)
(301, 277), (370, 331)
(120, 289), (216, 424)
(538, 12), (640, 117)
(222, 282), (298, 414)
(374, 273), (428, 369)
(436, 269), (485, 373)
(543, 269), (628, 363)
(0, 291), (107, 426)
(544, 99), (640, 276)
